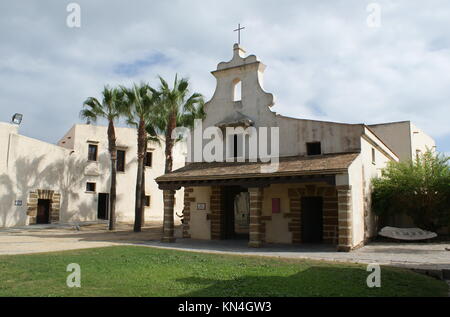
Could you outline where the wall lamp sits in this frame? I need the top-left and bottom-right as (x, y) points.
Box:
(11, 113), (23, 125)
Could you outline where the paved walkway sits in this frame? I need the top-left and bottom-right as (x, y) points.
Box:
(0, 222), (167, 255)
(141, 239), (450, 272)
(1, 224), (449, 274)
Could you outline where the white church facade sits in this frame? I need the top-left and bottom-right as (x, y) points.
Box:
(156, 44), (435, 251)
(0, 122), (185, 228)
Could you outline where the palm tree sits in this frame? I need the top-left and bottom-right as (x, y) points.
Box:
(121, 83), (159, 232)
(150, 75), (205, 242)
(80, 86), (125, 231)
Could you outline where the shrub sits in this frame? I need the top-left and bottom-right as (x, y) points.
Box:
(372, 150), (450, 231)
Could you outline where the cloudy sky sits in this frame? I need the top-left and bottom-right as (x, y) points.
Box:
(1, 0), (449, 154)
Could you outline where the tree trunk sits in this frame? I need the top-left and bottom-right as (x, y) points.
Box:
(107, 120), (117, 231)
(134, 118), (146, 232)
(141, 141), (147, 227)
(162, 111), (177, 242)
(165, 111), (176, 174)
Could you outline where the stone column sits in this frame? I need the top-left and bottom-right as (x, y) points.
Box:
(248, 187), (263, 248)
(322, 187), (339, 244)
(288, 188), (302, 244)
(162, 189), (176, 243)
(182, 187), (194, 238)
(210, 186), (223, 240)
(337, 185), (352, 252)
(27, 191), (39, 225)
(50, 192), (61, 224)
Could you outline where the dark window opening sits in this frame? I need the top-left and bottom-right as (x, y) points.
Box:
(117, 150), (126, 172)
(88, 144), (98, 161)
(233, 134), (238, 158)
(86, 182), (96, 192)
(145, 152), (153, 167)
(372, 148), (376, 164)
(144, 195), (151, 207)
(306, 142), (321, 156)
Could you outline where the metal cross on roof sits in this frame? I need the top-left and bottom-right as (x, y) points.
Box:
(234, 23), (245, 45)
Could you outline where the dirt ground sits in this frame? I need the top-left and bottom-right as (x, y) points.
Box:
(0, 222), (182, 255)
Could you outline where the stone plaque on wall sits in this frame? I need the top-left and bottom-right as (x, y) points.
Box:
(197, 203), (206, 210)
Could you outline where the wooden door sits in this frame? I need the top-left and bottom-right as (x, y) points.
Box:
(97, 193), (109, 220)
(301, 197), (323, 243)
(36, 199), (51, 224)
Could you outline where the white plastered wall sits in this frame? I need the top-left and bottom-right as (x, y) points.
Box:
(347, 135), (396, 246)
(187, 186), (211, 240)
(61, 124), (185, 224)
(0, 122), (185, 227)
(0, 123), (71, 227)
(262, 184), (292, 244)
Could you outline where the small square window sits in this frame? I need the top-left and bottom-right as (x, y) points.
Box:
(88, 144), (98, 161)
(306, 142), (321, 156)
(144, 195), (151, 207)
(145, 152), (153, 167)
(86, 182), (96, 192)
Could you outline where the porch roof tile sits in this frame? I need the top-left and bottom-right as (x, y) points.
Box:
(156, 152), (359, 183)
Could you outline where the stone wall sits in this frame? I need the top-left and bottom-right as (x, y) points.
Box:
(162, 189), (176, 243)
(182, 187), (194, 238)
(337, 185), (353, 251)
(248, 187), (263, 248)
(210, 186), (223, 240)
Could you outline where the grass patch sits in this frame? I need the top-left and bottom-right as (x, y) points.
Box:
(0, 246), (447, 297)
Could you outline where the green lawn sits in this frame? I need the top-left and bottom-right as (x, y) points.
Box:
(0, 246), (447, 297)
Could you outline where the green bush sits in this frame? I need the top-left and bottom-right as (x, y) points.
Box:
(372, 150), (450, 231)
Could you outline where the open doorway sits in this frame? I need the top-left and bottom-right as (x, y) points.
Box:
(97, 193), (109, 220)
(222, 186), (249, 240)
(301, 197), (323, 243)
(36, 199), (51, 224)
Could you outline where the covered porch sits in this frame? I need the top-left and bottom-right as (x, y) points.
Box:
(156, 153), (359, 252)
